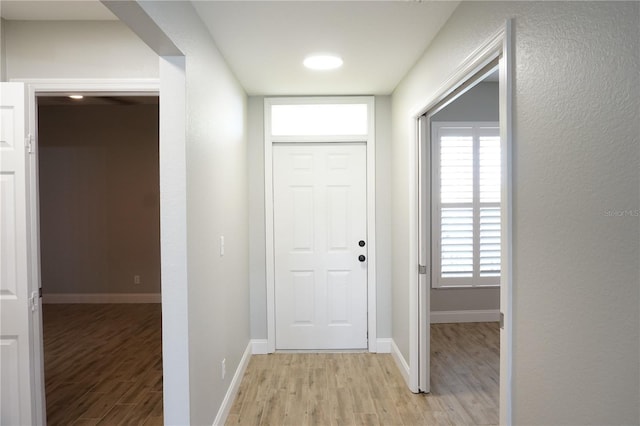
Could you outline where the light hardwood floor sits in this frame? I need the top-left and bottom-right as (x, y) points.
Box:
(227, 322), (499, 426)
(43, 304), (163, 426)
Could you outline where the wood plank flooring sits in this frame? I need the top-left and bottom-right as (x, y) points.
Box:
(227, 322), (499, 426)
(43, 305), (497, 425)
(43, 304), (163, 426)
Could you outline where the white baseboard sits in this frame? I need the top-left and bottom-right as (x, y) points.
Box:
(249, 339), (387, 355)
(390, 339), (410, 388)
(42, 293), (161, 304)
(431, 309), (500, 323)
(376, 338), (392, 354)
(251, 339), (269, 355)
(213, 342), (252, 426)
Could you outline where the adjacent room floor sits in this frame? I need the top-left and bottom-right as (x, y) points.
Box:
(227, 322), (499, 426)
(43, 304), (163, 426)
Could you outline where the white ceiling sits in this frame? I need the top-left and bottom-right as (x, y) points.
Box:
(1, 0), (460, 96)
(192, 1), (459, 95)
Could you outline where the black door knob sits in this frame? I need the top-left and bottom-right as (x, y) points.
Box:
(359, 240), (366, 247)
(358, 255), (366, 262)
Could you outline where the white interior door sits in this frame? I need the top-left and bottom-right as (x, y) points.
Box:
(273, 143), (367, 350)
(1, 83), (41, 424)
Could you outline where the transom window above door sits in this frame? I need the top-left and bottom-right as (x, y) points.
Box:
(268, 99), (371, 141)
(271, 103), (368, 136)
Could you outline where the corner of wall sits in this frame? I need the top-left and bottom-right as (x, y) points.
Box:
(374, 95), (393, 339)
(136, 4), (251, 425)
(390, 339), (410, 388)
(247, 96), (268, 341)
(158, 54), (191, 425)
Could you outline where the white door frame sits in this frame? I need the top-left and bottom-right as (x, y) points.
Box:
(264, 96), (377, 353)
(13, 78), (192, 424)
(409, 21), (513, 424)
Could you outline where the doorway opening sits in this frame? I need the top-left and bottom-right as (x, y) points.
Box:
(425, 67), (501, 424)
(36, 94), (163, 424)
(412, 22), (513, 425)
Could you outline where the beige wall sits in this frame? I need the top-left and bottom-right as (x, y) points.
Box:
(3, 20), (157, 79)
(38, 103), (160, 295)
(392, 2), (639, 424)
(432, 81), (498, 122)
(0, 18), (6, 81)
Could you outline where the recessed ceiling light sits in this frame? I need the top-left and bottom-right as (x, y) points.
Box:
(303, 54), (343, 70)
(68, 95), (84, 100)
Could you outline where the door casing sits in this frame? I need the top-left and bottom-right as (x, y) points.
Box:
(14, 78), (192, 424)
(264, 96), (377, 353)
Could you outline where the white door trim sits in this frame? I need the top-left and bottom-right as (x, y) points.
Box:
(14, 78), (195, 424)
(409, 21), (513, 425)
(264, 96), (377, 353)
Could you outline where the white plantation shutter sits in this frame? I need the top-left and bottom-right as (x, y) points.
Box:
(432, 123), (501, 288)
(441, 207), (473, 278)
(440, 132), (473, 204)
(479, 131), (501, 278)
(479, 207), (501, 277)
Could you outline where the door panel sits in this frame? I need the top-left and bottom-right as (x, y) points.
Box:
(273, 144), (367, 350)
(0, 83), (38, 425)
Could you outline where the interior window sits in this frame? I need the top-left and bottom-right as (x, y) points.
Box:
(432, 122), (501, 288)
(271, 103), (368, 136)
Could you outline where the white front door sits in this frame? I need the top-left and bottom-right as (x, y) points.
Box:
(1, 83), (41, 424)
(273, 143), (368, 350)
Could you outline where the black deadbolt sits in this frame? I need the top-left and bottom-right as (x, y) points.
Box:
(358, 255), (366, 262)
(359, 240), (366, 247)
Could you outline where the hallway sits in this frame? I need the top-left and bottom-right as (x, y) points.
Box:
(227, 322), (499, 425)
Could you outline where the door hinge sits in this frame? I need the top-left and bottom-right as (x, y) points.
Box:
(418, 264), (428, 275)
(26, 134), (34, 154)
(499, 312), (505, 329)
(29, 291), (39, 312)
(39, 287), (42, 298)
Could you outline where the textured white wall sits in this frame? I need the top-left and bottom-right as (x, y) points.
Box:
(136, 3), (249, 425)
(392, 2), (639, 424)
(3, 20), (157, 79)
(246, 95), (393, 340)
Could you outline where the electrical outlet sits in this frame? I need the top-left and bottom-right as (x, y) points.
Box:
(134, 275), (141, 285)
(221, 358), (226, 380)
